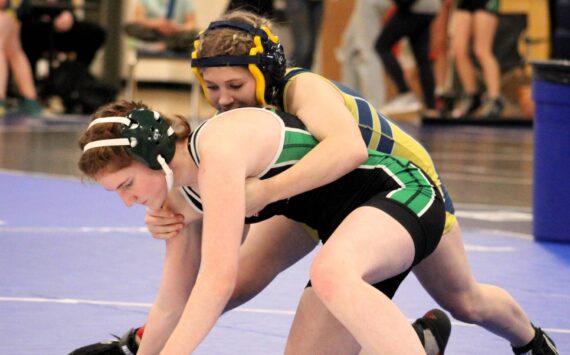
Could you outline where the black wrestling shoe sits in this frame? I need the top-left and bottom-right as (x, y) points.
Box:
(412, 309), (452, 355)
(68, 328), (139, 355)
(512, 326), (559, 355)
(480, 97), (505, 119)
(451, 93), (482, 118)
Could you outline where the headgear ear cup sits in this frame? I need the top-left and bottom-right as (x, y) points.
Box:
(82, 109), (176, 191)
(121, 110), (176, 169)
(191, 35), (214, 106)
(256, 26), (286, 103)
(190, 21), (286, 106)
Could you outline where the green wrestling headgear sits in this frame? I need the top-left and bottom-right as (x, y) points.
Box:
(82, 108), (176, 191)
(190, 20), (286, 106)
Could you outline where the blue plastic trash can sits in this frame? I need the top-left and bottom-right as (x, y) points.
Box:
(531, 60), (570, 243)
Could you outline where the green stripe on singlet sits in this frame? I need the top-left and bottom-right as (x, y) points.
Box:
(275, 128), (319, 165)
(273, 128), (435, 217)
(364, 151), (436, 216)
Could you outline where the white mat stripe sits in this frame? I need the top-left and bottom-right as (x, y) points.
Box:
(1, 296), (569, 334)
(0, 226), (147, 234)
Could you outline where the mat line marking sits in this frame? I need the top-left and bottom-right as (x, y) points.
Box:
(1, 296), (568, 334)
(0, 226), (148, 234)
(0, 168), (79, 181)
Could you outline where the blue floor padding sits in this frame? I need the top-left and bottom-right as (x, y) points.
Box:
(0, 113), (89, 130)
(2, 172), (569, 354)
(2, 172), (145, 228)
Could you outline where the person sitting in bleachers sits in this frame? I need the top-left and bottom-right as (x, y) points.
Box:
(124, 0), (198, 53)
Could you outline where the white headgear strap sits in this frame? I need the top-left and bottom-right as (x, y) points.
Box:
(83, 113), (175, 192)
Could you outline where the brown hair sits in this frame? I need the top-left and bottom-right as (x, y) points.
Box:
(196, 10), (274, 58)
(78, 100), (191, 179)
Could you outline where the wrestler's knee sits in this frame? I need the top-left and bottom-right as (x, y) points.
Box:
(443, 290), (485, 324)
(309, 253), (347, 305)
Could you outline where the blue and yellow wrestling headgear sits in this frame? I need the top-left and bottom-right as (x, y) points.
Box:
(190, 20), (286, 106)
(82, 109), (176, 191)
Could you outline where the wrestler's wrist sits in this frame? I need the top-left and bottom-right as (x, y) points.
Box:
(262, 178), (285, 203)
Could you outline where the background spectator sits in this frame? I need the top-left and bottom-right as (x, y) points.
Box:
(18, 0), (106, 79)
(430, 0), (454, 116)
(450, 0), (503, 118)
(0, 0), (42, 117)
(284, 0), (322, 69)
(124, 0), (197, 52)
(337, 0), (391, 108)
(375, 0), (440, 116)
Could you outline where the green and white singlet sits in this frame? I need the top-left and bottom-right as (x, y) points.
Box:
(180, 108), (444, 261)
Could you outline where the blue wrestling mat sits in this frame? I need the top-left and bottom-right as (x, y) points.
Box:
(1, 171), (569, 354)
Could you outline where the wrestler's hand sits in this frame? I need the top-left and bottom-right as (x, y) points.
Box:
(145, 207), (184, 240)
(244, 177), (273, 217)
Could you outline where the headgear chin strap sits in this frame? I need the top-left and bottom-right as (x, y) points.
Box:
(83, 109), (176, 192)
(191, 20), (286, 106)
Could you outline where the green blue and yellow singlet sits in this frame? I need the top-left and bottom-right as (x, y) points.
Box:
(277, 68), (456, 234)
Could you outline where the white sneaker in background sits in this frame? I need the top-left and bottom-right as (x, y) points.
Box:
(380, 92), (422, 115)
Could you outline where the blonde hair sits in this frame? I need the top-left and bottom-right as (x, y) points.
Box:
(196, 10), (275, 58)
(78, 100), (190, 179)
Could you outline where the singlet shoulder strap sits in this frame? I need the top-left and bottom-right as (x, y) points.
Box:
(276, 67), (311, 109)
(187, 119), (212, 166)
(283, 67), (310, 81)
(181, 119), (212, 214)
(179, 186), (204, 214)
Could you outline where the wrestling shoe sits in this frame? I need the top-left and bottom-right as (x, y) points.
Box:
(434, 94), (456, 118)
(68, 328), (139, 355)
(412, 308), (452, 355)
(451, 93), (482, 118)
(18, 98), (43, 117)
(479, 97), (505, 119)
(512, 326), (559, 355)
(381, 92), (423, 116)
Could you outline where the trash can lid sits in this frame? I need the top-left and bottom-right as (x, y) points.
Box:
(532, 60), (570, 85)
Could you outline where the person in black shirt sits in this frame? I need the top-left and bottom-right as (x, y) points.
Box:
(18, 0), (106, 79)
